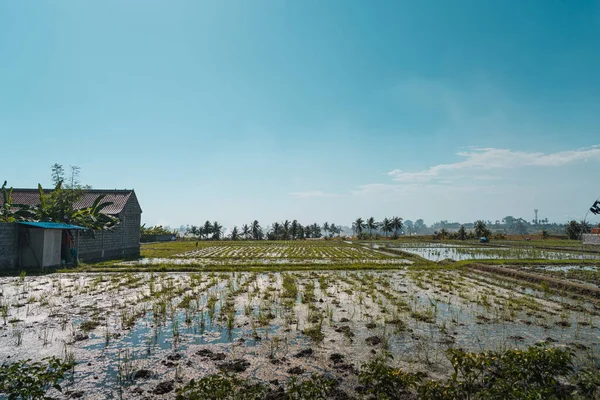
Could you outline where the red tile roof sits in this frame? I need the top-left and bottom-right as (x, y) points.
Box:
(1, 189), (135, 215)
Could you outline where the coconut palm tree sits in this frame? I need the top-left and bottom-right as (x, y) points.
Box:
(230, 226), (240, 240)
(269, 222), (282, 240)
(366, 217), (378, 237)
(282, 220), (291, 240)
(353, 218), (365, 236)
(211, 221), (223, 240)
(328, 223), (336, 238)
(391, 216), (403, 237)
(291, 220), (300, 240)
(203, 220), (213, 240)
(381, 218), (392, 237)
(304, 225), (312, 239)
(458, 225), (467, 240)
(241, 224), (251, 240)
(251, 220), (262, 240)
(322, 222), (330, 238)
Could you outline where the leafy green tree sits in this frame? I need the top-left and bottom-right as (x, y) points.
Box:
(404, 219), (414, 235)
(413, 219), (426, 234)
(229, 226), (240, 240)
(565, 220), (590, 240)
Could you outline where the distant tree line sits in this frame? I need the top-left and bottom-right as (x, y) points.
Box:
(184, 220), (344, 241)
(165, 215), (600, 242)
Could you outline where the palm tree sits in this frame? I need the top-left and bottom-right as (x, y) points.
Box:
(282, 220), (291, 240)
(268, 222), (282, 240)
(366, 217), (378, 237)
(311, 223), (321, 238)
(458, 225), (467, 240)
(391, 216), (403, 237)
(474, 220), (489, 238)
(291, 220), (300, 240)
(328, 223), (336, 238)
(304, 225), (312, 239)
(439, 228), (448, 240)
(241, 224), (251, 240)
(322, 222), (330, 238)
(230, 226), (240, 240)
(251, 220), (262, 240)
(353, 217), (365, 237)
(381, 218), (392, 237)
(203, 220), (213, 240)
(211, 221), (222, 240)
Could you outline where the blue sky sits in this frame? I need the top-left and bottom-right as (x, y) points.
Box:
(2, 0), (599, 230)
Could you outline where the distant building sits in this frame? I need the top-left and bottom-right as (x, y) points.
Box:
(0, 189), (142, 268)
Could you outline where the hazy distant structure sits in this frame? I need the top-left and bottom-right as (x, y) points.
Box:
(534, 209), (539, 224)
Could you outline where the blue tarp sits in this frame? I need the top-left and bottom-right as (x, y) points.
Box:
(18, 221), (87, 230)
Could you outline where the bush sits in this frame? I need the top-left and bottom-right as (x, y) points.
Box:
(176, 373), (340, 400)
(0, 357), (75, 399)
(359, 345), (578, 400)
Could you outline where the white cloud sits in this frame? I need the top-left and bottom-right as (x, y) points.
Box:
(388, 146), (600, 183)
(289, 190), (342, 198)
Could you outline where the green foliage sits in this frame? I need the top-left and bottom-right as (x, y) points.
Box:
(285, 374), (337, 399)
(3, 164), (120, 230)
(1, 181), (36, 223)
(141, 224), (176, 236)
(474, 220), (491, 238)
(176, 373), (338, 400)
(457, 225), (467, 240)
(359, 345), (577, 400)
(176, 374), (270, 400)
(0, 357), (75, 400)
(565, 220), (591, 240)
(359, 354), (424, 399)
(572, 367), (600, 398)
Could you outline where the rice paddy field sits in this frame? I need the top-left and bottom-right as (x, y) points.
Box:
(1, 240), (600, 399)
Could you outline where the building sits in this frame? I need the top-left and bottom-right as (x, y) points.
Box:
(18, 221), (87, 268)
(0, 189), (142, 267)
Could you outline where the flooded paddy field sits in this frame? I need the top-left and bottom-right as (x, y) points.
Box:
(383, 242), (600, 261)
(1, 268), (599, 399)
(116, 241), (413, 269)
(508, 264), (600, 288)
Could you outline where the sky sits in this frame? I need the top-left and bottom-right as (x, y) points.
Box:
(2, 0), (600, 230)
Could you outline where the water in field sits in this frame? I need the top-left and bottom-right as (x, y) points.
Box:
(387, 243), (600, 261)
(1, 270), (599, 398)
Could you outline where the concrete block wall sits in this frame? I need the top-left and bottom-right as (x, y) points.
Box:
(0, 223), (18, 270)
(74, 199), (141, 263)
